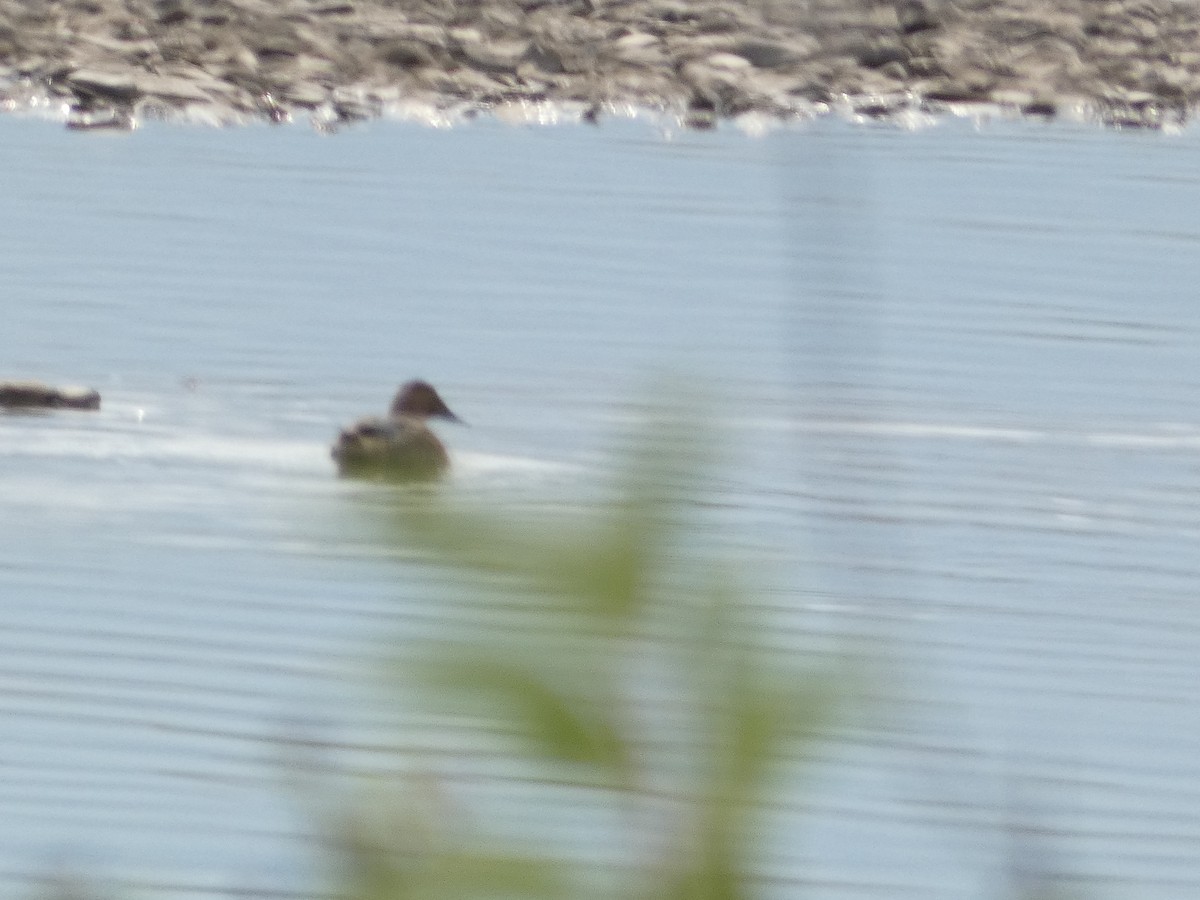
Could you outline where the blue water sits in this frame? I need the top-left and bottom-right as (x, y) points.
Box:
(2, 111), (1200, 898)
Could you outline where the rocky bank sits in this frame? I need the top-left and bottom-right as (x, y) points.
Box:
(0, 0), (1197, 129)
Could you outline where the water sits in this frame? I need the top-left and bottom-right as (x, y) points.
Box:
(2, 111), (1200, 898)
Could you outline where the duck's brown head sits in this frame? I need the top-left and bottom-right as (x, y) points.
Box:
(389, 380), (463, 423)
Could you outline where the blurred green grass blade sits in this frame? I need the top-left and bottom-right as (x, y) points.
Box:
(340, 828), (568, 900)
(334, 811), (431, 900)
(419, 649), (634, 780)
(431, 850), (572, 900)
(388, 388), (711, 623)
(656, 862), (742, 900)
(394, 497), (656, 621)
(720, 663), (839, 800)
(656, 577), (842, 900)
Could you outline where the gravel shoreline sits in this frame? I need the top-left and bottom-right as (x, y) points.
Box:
(1, 0), (1198, 130)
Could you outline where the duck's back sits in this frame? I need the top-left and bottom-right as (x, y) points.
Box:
(332, 415), (449, 481)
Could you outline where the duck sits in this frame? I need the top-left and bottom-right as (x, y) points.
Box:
(331, 380), (463, 481)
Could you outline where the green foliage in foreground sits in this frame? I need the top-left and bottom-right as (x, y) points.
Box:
(329, 400), (842, 900)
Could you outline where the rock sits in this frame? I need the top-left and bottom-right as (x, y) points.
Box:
(452, 37), (531, 74)
(65, 68), (140, 102)
(135, 72), (217, 102)
(525, 42), (568, 75)
(1022, 98), (1057, 116)
(898, 0), (938, 35)
(283, 80), (328, 106)
(77, 34), (162, 62)
(66, 106), (137, 130)
(308, 0), (355, 14)
(856, 37), (907, 70)
(251, 33), (303, 61)
(922, 78), (994, 102)
(155, 0), (192, 26)
(907, 55), (942, 77)
(650, 1), (696, 24)
(681, 58), (749, 116)
(729, 38), (807, 69)
(611, 33), (668, 67)
(376, 39), (437, 69)
(703, 52), (754, 71)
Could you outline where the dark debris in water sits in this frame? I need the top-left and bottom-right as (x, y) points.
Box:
(0, 381), (101, 411)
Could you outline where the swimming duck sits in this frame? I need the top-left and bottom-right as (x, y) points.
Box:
(332, 380), (463, 481)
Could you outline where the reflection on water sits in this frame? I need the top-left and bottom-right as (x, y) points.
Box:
(2, 114), (1200, 897)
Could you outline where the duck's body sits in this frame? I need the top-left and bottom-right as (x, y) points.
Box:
(332, 380), (461, 482)
(332, 414), (452, 481)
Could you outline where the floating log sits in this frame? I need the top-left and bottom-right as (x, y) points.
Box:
(0, 381), (101, 410)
